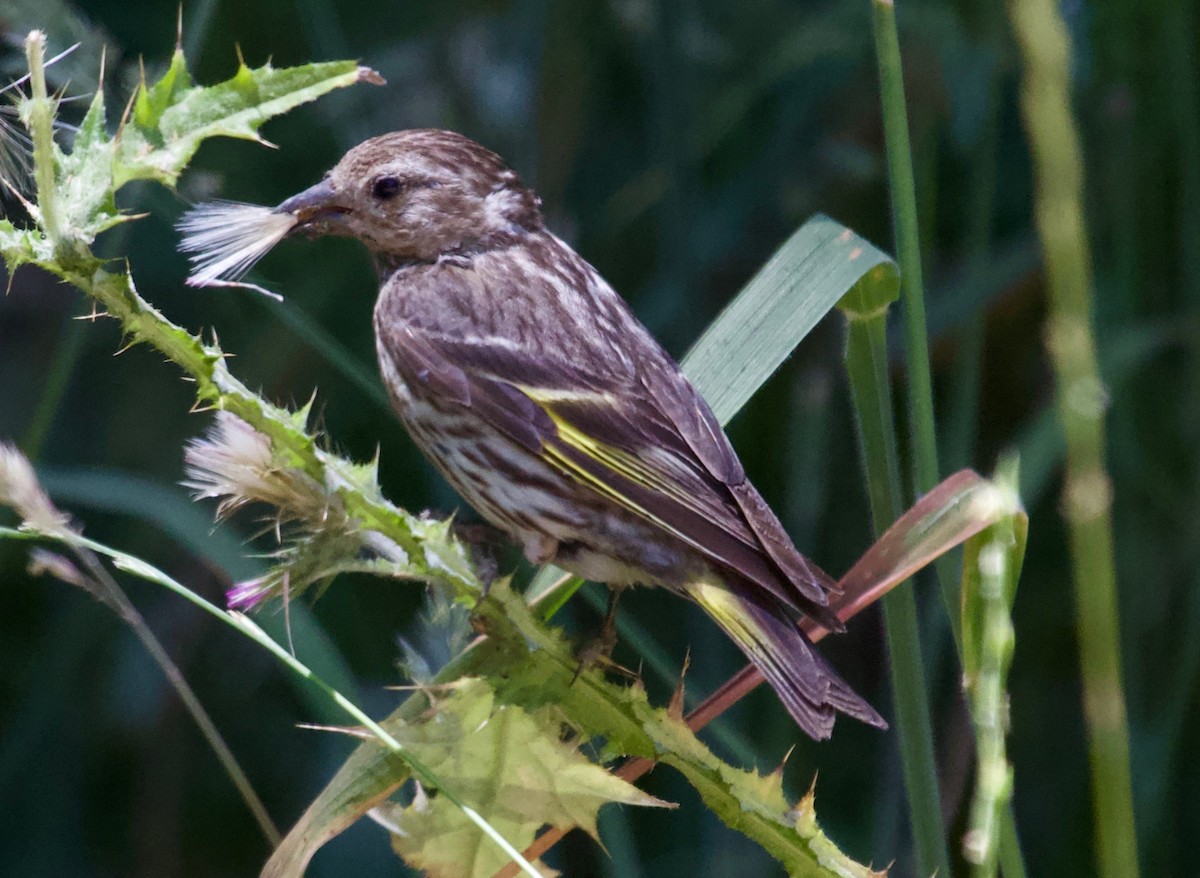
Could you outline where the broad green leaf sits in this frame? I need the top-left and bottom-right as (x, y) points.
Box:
(682, 213), (898, 423)
(375, 678), (667, 878)
(114, 57), (384, 188)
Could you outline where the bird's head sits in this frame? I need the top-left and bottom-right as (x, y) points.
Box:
(275, 129), (543, 264)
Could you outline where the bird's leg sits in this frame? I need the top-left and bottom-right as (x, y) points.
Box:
(448, 520), (510, 593)
(573, 585), (627, 681)
(597, 586), (623, 658)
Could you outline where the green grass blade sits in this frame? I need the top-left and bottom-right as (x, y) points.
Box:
(840, 285), (948, 878)
(682, 213), (896, 423)
(38, 466), (358, 722)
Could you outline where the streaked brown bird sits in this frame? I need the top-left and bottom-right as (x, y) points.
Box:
(275, 129), (885, 740)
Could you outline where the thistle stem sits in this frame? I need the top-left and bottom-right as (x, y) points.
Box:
(24, 31), (61, 243)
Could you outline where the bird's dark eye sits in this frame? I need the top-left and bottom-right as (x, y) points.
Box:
(372, 176), (404, 200)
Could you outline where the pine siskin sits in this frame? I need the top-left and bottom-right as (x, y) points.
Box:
(268, 129), (885, 740)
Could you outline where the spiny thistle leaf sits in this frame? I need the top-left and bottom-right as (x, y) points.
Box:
(267, 581), (887, 878)
(375, 678), (669, 878)
(133, 47), (193, 133)
(114, 56), (384, 188)
(58, 90), (122, 237)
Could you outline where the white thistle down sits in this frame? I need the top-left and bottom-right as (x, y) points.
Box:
(176, 201), (297, 297)
(184, 413), (409, 609)
(0, 443), (71, 535)
(183, 412), (329, 520)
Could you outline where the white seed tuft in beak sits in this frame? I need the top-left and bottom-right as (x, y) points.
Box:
(177, 201), (297, 297)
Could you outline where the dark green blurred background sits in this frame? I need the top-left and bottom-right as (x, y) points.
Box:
(1, 0), (1195, 875)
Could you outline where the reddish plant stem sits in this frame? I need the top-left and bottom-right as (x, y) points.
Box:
(496, 470), (991, 877)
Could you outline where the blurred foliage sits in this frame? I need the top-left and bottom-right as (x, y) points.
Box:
(0, 0), (1194, 877)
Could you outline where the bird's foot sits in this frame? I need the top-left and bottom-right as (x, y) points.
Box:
(448, 520), (509, 592)
(571, 587), (630, 683)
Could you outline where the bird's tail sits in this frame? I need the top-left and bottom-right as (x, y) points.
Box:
(686, 577), (887, 740)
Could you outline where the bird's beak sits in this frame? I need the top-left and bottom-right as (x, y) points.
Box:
(274, 178), (349, 235)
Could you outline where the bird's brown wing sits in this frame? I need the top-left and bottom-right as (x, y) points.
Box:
(378, 319), (840, 627)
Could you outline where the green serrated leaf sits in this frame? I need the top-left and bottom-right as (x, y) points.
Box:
(114, 57), (382, 188)
(74, 88), (109, 154)
(133, 48), (193, 135)
(57, 89), (122, 236)
(0, 220), (53, 272)
(378, 678), (667, 878)
(264, 671), (668, 878)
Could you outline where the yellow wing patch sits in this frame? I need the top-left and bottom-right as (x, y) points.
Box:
(529, 398), (731, 560)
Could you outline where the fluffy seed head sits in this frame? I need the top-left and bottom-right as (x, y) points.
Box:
(0, 443), (70, 535)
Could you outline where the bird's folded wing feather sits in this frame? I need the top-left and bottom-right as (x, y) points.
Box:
(378, 320), (837, 620)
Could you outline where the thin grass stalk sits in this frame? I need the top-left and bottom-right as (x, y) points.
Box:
(58, 529), (543, 878)
(839, 291), (950, 878)
(1007, 0), (1140, 876)
(65, 544), (281, 846)
(869, 1), (939, 497)
(870, 0), (966, 669)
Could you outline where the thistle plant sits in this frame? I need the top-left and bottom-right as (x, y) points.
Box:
(0, 29), (1024, 878)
